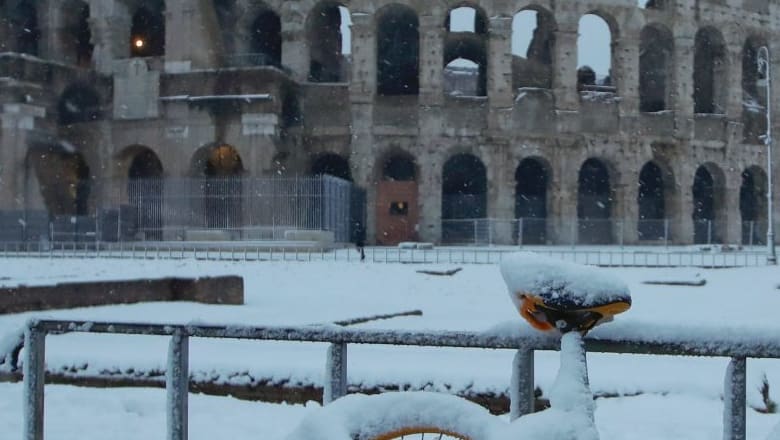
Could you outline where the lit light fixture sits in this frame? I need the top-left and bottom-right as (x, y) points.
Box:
(134, 38), (145, 49)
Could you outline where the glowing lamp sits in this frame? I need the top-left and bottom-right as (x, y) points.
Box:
(134, 38), (145, 49)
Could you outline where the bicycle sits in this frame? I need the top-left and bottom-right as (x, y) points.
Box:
(285, 252), (632, 440)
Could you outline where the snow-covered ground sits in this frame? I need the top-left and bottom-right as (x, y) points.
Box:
(1, 256), (779, 438)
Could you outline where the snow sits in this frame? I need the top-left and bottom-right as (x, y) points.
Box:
(0, 254), (779, 438)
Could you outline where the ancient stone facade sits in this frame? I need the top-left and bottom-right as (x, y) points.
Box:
(0, 0), (778, 245)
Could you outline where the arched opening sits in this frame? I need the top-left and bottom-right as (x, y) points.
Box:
(637, 162), (665, 240)
(58, 84), (101, 125)
(308, 2), (351, 82)
(62, 0), (93, 67)
(377, 5), (419, 96)
(26, 145), (91, 217)
(577, 14), (613, 91)
(377, 153), (418, 244)
(693, 27), (727, 114)
(250, 8), (282, 66)
(443, 6), (487, 97)
(125, 147), (164, 240)
(130, 2), (165, 58)
(740, 167), (767, 245)
(692, 165), (720, 243)
(639, 25), (673, 112)
(441, 154), (487, 243)
(577, 158), (611, 244)
(511, 8), (555, 90)
(742, 37), (768, 143)
(191, 144), (244, 229)
(12, 0), (40, 56)
(310, 153), (352, 181)
(514, 158), (548, 244)
(638, 0), (667, 9)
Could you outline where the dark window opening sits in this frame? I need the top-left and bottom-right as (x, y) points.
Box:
(308, 3), (350, 82)
(377, 6), (419, 96)
(640, 26), (672, 112)
(637, 162), (665, 240)
(382, 155), (416, 181)
(444, 38), (487, 97)
(250, 9), (282, 66)
(311, 154), (352, 181)
(13, 0), (40, 56)
(58, 85), (101, 125)
(192, 145), (244, 229)
(130, 4), (165, 57)
(515, 158), (548, 244)
(693, 28), (726, 114)
(389, 201), (409, 216)
(740, 168), (766, 244)
(127, 148), (163, 240)
(692, 166), (716, 243)
(441, 154), (486, 242)
(742, 38), (768, 143)
(639, 0), (666, 9)
(512, 9), (555, 89)
(577, 158), (611, 244)
(28, 148), (91, 217)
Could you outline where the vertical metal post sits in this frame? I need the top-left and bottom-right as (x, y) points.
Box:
(324, 342), (347, 404)
(517, 218), (524, 247)
(23, 325), (46, 440)
(510, 347), (535, 420)
(758, 46), (777, 263)
(708, 220), (713, 245)
(723, 357), (747, 440)
(664, 219), (669, 248)
(167, 334), (189, 440)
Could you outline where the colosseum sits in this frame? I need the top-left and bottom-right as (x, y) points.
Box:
(0, 0), (776, 246)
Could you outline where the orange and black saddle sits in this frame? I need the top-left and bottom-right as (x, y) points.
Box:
(516, 289), (631, 334)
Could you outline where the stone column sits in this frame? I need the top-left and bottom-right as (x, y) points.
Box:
(418, 14), (445, 106)
(488, 146), (515, 244)
(672, 33), (695, 137)
(614, 33), (640, 119)
(614, 170), (639, 245)
(723, 169), (743, 244)
(724, 43), (745, 145)
(550, 155), (580, 244)
(89, 0), (132, 74)
(281, 4), (308, 82)
(487, 16), (513, 136)
(677, 180), (695, 244)
(37, 0), (64, 63)
(552, 22), (579, 134)
(417, 152), (442, 243)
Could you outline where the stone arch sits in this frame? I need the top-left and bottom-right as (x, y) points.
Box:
(11, 0), (40, 55)
(577, 158), (612, 244)
(25, 144), (91, 217)
(441, 153), (487, 243)
(130, 1), (165, 58)
(693, 27), (727, 114)
(639, 24), (673, 112)
(307, 1), (351, 82)
(248, 5), (282, 66)
(577, 12), (617, 89)
(638, 0), (668, 9)
(444, 4), (487, 34)
(57, 83), (101, 125)
(376, 4), (419, 96)
(511, 7), (555, 89)
(692, 163), (726, 243)
(310, 153), (352, 181)
(190, 144), (245, 229)
(117, 145), (164, 240)
(637, 161), (666, 240)
(742, 36), (768, 143)
(514, 157), (550, 244)
(61, 0), (93, 67)
(740, 165), (768, 244)
(376, 152), (418, 244)
(443, 33), (487, 96)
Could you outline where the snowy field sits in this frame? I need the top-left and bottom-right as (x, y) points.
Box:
(1, 256), (779, 439)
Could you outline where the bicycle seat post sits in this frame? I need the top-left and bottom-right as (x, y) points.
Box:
(550, 331), (595, 423)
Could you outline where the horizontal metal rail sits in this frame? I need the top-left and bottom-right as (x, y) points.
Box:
(0, 242), (771, 267)
(20, 319), (776, 440)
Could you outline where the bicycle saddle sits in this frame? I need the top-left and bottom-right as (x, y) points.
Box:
(500, 253), (631, 333)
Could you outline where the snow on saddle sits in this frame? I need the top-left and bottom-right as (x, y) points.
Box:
(500, 252), (631, 334)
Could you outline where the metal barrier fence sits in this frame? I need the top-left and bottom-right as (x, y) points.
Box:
(0, 242), (771, 267)
(21, 319), (779, 440)
(441, 218), (774, 247)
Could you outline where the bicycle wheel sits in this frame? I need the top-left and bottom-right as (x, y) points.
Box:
(285, 392), (503, 440)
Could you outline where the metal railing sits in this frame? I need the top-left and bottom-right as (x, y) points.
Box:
(21, 319), (780, 440)
(0, 242), (771, 267)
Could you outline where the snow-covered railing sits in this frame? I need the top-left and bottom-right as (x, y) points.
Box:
(21, 320), (780, 440)
(0, 242), (772, 267)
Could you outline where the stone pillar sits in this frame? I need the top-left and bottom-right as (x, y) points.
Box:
(724, 43), (745, 145)
(489, 146), (515, 244)
(672, 34), (696, 137)
(281, 5), (308, 82)
(417, 152), (442, 243)
(677, 180), (695, 244)
(164, 0), (221, 72)
(89, 0), (132, 74)
(723, 169), (743, 244)
(418, 14), (445, 106)
(614, 170), (639, 245)
(487, 16), (513, 136)
(552, 23), (579, 112)
(550, 156), (579, 244)
(37, 0), (64, 63)
(614, 33), (640, 118)
(0, 104), (49, 212)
